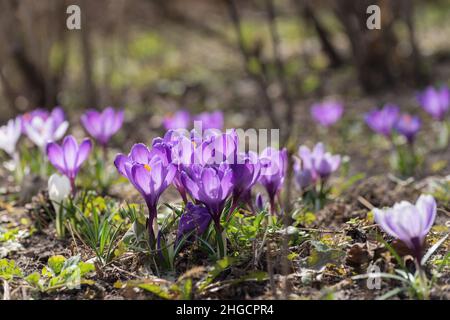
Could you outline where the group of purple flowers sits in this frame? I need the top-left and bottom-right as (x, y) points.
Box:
(113, 127), (293, 244)
(365, 85), (449, 142)
(0, 86), (444, 261)
(0, 106), (124, 190)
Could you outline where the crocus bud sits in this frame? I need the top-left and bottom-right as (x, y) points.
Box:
(295, 168), (313, 190)
(255, 193), (264, 212)
(48, 173), (71, 211)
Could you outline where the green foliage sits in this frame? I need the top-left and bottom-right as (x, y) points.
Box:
(306, 240), (345, 270)
(0, 259), (23, 280)
(25, 255), (95, 292)
(70, 195), (125, 266)
(226, 211), (266, 250)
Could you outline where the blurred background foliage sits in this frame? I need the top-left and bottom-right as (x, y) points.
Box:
(0, 0), (449, 136)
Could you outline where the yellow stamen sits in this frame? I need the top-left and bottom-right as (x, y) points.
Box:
(144, 164), (152, 172)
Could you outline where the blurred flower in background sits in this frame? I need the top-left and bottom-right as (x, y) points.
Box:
(163, 110), (191, 130)
(0, 116), (22, 157)
(81, 107), (124, 147)
(23, 107), (68, 150)
(311, 101), (344, 127)
(193, 111), (224, 130)
(417, 85), (449, 121)
(365, 104), (400, 138)
(396, 114), (421, 144)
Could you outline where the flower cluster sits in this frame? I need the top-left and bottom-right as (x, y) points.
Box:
(365, 104), (422, 143)
(0, 106), (124, 191)
(114, 128), (290, 246)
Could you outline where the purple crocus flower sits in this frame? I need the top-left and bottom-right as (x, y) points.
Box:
(311, 101), (344, 127)
(81, 107), (124, 147)
(114, 144), (176, 243)
(163, 110), (191, 130)
(298, 142), (340, 181)
(395, 114), (421, 144)
(373, 194), (436, 261)
(193, 111), (224, 131)
(258, 147), (287, 214)
(365, 104), (400, 138)
(23, 107), (68, 150)
(200, 129), (238, 165)
(417, 86), (449, 121)
(176, 202), (211, 242)
(181, 164), (233, 232)
(46, 135), (92, 190)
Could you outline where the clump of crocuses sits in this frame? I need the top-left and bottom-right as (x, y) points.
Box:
(46, 135), (92, 192)
(294, 142), (340, 210)
(365, 104), (421, 177)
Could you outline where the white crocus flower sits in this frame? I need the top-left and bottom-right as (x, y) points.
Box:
(48, 173), (72, 211)
(25, 117), (68, 150)
(0, 117), (22, 157)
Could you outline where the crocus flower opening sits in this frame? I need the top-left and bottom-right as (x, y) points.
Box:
(81, 107), (124, 147)
(181, 164), (233, 232)
(311, 101), (344, 127)
(396, 114), (421, 144)
(177, 202), (211, 243)
(298, 142), (340, 181)
(0, 116), (22, 157)
(417, 86), (449, 121)
(23, 107), (69, 150)
(46, 135), (92, 191)
(365, 104), (399, 138)
(163, 110), (191, 130)
(373, 195), (437, 261)
(114, 144), (176, 243)
(258, 147), (287, 215)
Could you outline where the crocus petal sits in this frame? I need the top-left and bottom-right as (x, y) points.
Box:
(76, 138), (92, 167)
(415, 194), (437, 238)
(114, 154), (129, 177)
(46, 142), (66, 173)
(130, 143), (151, 164)
(130, 164), (152, 196)
(62, 136), (78, 171)
(53, 121), (69, 141)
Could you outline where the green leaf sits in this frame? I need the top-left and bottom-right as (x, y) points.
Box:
(421, 234), (449, 266)
(138, 283), (172, 299)
(48, 255), (67, 275)
(0, 259), (23, 280)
